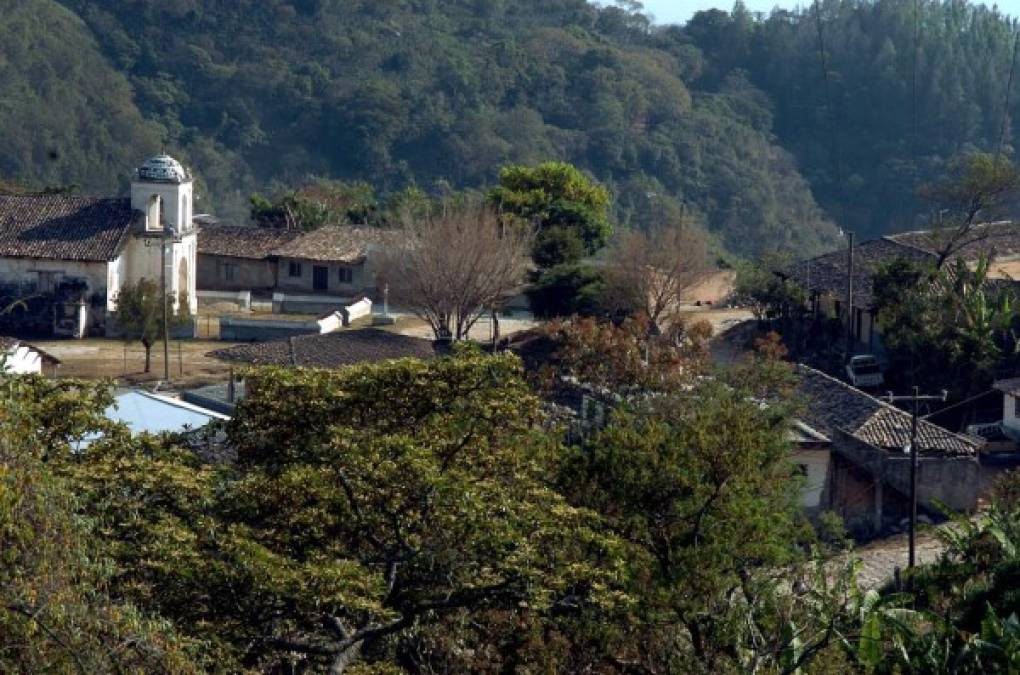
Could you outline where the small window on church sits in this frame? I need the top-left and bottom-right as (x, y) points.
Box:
(222, 263), (236, 282)
(289, 262), (302, 278)
(338, 267), (353, 284)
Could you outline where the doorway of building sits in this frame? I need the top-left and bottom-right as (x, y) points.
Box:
(313, 266), (329, 292)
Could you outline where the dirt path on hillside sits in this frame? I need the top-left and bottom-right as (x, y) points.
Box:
(848, 528), (949, 589)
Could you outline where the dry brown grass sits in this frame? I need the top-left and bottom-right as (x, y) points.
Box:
(34, 338), (240, 388)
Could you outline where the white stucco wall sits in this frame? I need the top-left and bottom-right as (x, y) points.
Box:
(117, 232), (198, 315)
(175, 233), (198, 314)
(275, 258), (369, 295)
(131, 179), (193, 234)
(794, 448), (831, 509)
(106, 253), (127, 312)
(0, 257), (109, 298)
(1003, 393), (1020, 436)
(3, 345), (42, 375)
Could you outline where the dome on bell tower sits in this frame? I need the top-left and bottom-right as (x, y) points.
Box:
(136, 154), (189, 183)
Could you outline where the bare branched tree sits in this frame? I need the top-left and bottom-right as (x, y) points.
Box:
(917, 153), (1020, 268)
(602, 224), (713, 334)
(381, 203), (533, 341)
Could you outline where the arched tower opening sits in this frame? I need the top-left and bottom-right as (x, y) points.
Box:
(146, 195), (164, 232)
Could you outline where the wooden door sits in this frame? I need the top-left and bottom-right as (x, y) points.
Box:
(313, 266), (329, 292)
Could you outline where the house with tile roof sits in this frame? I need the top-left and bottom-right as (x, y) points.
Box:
(781, 221), (1020, 354)
(197, 224), (394, 298)
(796, 365), (982, 536)
(0, 155), (198, 336)
(196, 224), (301, 293)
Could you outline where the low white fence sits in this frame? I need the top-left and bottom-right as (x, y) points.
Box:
(218, 297), (373, 341)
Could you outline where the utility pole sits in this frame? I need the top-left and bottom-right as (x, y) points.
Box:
(161, 235), (170, 382)
(845, 230), (855, 365)
(881, 387), (948, 573)
(144, 216), (179, 383)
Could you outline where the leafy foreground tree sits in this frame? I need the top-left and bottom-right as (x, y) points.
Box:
(60, 344), (865, 673)
(65, 351), (630, 672)
(558, 357), (820, 673)
(17, 340), (1018, 672)
(111, 279), (190, 374)
(0, 372), (201, 673)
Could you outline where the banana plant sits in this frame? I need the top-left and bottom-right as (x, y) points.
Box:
(958, 606), (1020, 672)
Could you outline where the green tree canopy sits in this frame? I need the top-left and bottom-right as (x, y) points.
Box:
(0, 372), (200, 673)
(65, 352), (629, 672)
(111, 279), (189, 373)
(874, 255), (1020, 399)
(489, 162), (612, 267)
(559, 360), (810, 671)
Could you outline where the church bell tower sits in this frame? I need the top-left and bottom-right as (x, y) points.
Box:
(130, 154), (194, 235)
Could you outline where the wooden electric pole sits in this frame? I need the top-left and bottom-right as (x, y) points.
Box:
(881, 387), (948, 573)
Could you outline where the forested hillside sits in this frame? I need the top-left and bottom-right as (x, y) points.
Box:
(6, 0), (1020, 256)
(687, 0), (1020, 239)
(0, 1), (163, 192)
(1, 0), (835, 257)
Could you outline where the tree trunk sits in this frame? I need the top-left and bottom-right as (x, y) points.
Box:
(329, 641), (363, 675)
(143, 342), (152, 373)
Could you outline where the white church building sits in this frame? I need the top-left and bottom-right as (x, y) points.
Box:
(0, 155), (198, 337)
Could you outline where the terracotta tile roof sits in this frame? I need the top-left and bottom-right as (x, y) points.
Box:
(270, 226), (395, 263)
(208, 329), (441, 368)
(197, 224), (301, 259)
(0, 195), (135, 262)
(783, 238), (933, 309)
(796, 365), (980, 457)
(197, 225), (398, 264)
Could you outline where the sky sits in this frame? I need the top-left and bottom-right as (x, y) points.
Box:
(641, 0), (1020, 24)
